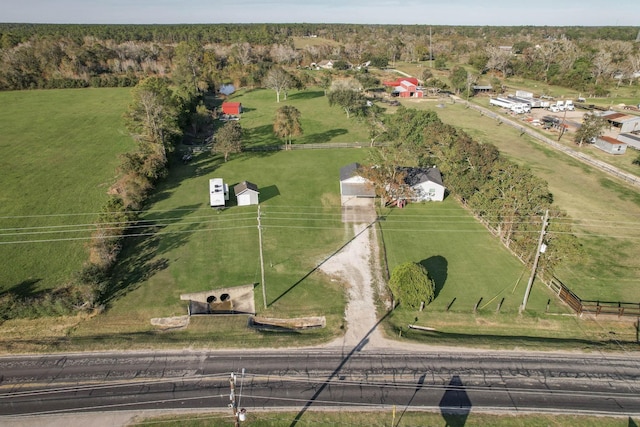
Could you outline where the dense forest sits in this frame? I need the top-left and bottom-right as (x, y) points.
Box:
(1, 23), (639, 94)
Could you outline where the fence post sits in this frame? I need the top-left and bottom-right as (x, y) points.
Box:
(474, 298), (483, 313)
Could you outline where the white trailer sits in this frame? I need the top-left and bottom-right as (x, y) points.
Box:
(490, 97), (530, 114)
(209, 178), (229, 208)
(489, 97), (514, 109)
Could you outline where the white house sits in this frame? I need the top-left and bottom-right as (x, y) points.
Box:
(340, 163), (375, 206)
(400, 167), (446, 202)
(234, 181), (259, 206)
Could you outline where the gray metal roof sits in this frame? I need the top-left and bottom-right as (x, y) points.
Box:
(340, 163), (362, 181)
(399, 167), (444, 187)
(234, 181), (259, 195)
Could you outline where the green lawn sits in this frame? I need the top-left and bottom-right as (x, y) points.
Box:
(135, 411), (638, 427)
(0, 88), (134, 294)
(68, 148), (370, 349)
(223, 87), (371, 147)
(1, 86), (637, 353)
(403, 99), (640, 303)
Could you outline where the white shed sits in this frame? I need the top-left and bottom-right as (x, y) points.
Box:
(594, 136), (627, 155)
(234, 181), (259, 206)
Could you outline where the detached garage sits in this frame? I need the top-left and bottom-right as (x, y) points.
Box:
(340, 163), (375, 206)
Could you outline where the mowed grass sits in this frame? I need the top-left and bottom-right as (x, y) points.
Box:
(224, 87), (370, 147)
(66, 148), (370, 349)
(134, 411), (639, 427)
(0, 88), (134, 294)
(403, 99), (640, 302)
(374, 201), (635, 351)
(1, 86), (637, 353)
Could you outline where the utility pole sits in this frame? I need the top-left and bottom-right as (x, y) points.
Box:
(229, 372), (239, 427)
(557, 106), (568, 142)
(429, 26), (433, 68)
(257, 205), (266, 309)
(520, 210), (549, 313)
(228, 371), (246, 427)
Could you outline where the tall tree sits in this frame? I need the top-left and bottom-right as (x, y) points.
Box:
(124, 77), (180, 166)
(264, 66), (291, 102)
(212, 121), (243, 162)
(358, 145), (412, 206)
(273, 105), (303, 150)
(327, 79), (365, 119)
(574, 112), (607, 147)
(190, 102), (212, 136)
(449, 66), (468, 95)
(172, 41), (205, 95)
(318, 72), (332, 96)
(363, 103), (386, 147)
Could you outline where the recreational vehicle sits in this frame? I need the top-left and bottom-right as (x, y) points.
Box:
(209, 178), (229, 208)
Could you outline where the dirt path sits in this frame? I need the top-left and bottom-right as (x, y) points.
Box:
(320, 222), (390, 351)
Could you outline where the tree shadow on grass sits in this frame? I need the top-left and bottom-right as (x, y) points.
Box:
(245, 124), (282, 148)
(420, 255), (448, 299)
(5, 279), (42, 298)
(258, 185), (280, 203)
(286, 90), (324, 100)
(298, 128), (348, 145)
(101, 204), (202, 307)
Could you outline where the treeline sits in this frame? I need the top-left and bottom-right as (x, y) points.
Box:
(366, 108), (581, 276)
(1, 23), (639, 94)
(1, 23), (636, 46)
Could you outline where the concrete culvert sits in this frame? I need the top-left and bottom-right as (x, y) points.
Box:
(220, 293), (230, 301)
(206, 295), (217, 303)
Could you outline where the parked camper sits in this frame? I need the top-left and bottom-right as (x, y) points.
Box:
(209, 178), (229, 208)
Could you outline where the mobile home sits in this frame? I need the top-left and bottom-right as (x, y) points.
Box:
(209, 178), (229, 207)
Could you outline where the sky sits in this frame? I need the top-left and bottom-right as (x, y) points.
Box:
(2, 0), (640, 26)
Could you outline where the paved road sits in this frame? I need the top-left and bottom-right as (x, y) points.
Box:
(1, 349), (639, 424)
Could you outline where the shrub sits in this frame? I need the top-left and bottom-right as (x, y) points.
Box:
(388, 262), (435, 309)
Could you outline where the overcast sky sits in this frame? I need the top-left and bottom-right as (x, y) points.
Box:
(2, 0), (639, 26)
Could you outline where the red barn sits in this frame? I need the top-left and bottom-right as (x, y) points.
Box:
(221, 102), (242, 116)
(383, 77), (419, 87)
(393, 80), (424, 98)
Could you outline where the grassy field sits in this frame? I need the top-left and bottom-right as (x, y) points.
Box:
(400, 98), (640, 303)
(61, 148), (369, 350)
(134, 411), (639, 427)
(0, 88), (134, 294)
(222, 87), (370, 147)
(0, 86), (637, 354)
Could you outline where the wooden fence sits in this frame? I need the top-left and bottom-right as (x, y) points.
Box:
(551, 276), (640, 318)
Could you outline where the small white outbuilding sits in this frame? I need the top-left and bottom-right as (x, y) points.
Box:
(234, 181), (259, 206)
